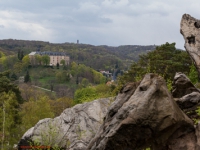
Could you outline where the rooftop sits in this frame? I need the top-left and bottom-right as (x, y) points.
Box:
(29, 51), (67, 56)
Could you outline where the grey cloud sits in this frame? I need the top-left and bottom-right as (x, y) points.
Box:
(0, 0), (200, 50)
(0, 25), (4, 28)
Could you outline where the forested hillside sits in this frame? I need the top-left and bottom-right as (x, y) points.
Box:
(0, 39), (156, 70)
(100, 45), (156, 61)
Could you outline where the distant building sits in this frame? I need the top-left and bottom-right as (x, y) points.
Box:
(29, 51), (70, 66)
(18, 76), (24, 83)
(100, 71), (112, 77)
(77, 40), (79, 44)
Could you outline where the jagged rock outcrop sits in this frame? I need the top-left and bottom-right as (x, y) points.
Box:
(195, 122), (200, 149)
(19, 72), (200, 150)
(17, 14), (200, 150)
(87, 73), (194, 150)
(18, 98), (112, 150)
(172, 72), (200, 121)
(180, 14), (200, 77)
(172, 72), (199, 98)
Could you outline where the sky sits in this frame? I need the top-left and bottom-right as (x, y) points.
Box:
(0, 0), (200, 49)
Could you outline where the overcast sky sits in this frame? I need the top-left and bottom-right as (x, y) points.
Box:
(0, 0), (200, 49)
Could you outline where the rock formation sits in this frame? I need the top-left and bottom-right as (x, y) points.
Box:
(172, 72), (199, 98)
(18, 98), (112, 150)
(18, 72), (200, 150)
(17, 14), (200, 150)
(87, 73), (194, 150)
(172, 72), (200, 123)
(180, 14), (200, 77)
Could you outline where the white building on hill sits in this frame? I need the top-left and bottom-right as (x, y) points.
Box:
(29, 51), (70, 66)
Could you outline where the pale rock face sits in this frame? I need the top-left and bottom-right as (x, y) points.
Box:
(180, 14), (200, 75)
(87, 73), (194, 150)
(18, 72), (200, 150)
(18, 98), (112, 150)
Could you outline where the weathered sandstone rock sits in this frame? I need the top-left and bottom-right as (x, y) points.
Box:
(172, 72), (200, 121)
(180, 14), (200, 77)
(195, 122), (200, 149)
(172, 72), (199, 98)
(19, 72), (200, 150)
(18, 98), (112, 150)
(177, 92), (200, 109)
(87, 73), (194, 150)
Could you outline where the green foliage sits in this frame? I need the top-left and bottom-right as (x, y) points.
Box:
(56, 62), (59, 69)
(18, 50), (24, 60)
(194, 107), (200, 124)
(49, 97), (73, 116)
(35, 54), (42, 65)
(70, 62), (106, 84)
(166, 78), (173, 91)
(60, 59), (65, 67)
(0, 51), (5, 58)
(13, 62), (23, 75)
(81, 78), (89, 87)
(0, 39), (158, 71)
(1, 55), (18, 70)
(10, 72), (17, 81)
(22, 55), (30, 69)
(74, 84), (114, 104)
(24, 70), (31, 83)
(0, 91), (21, 148)
(0, 71), (23, 104)
(118, 42), (192, 87)
(0, 71), (23, 147)
(55, 70), (70, 83)
(30, 122), (62, 149)
(188, 63), (199, 84)
(19, 96), (54, 133)
(41, 55), (50, 66)
(74, 86), (97, 104)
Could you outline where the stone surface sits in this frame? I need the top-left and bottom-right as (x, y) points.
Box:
(87, 73), (194, 150)
(18, 98), (112, 150)
(166, 130), (196, 150)
(172, 72), (200, 121)
(180, 14), (200, 76)
(176, 92), (200, 109)
(195, 122), (200, 149)
(172, 72), (199, 98)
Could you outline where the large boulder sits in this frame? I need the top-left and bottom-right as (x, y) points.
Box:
(172, 72), (200, 121)
(18, 98), (112, 150)
(87, 73), (194, 150)
(180, 14), (200, 77)
(172, 72), (199, 98)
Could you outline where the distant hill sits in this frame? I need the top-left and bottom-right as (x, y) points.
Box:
(99, 45), (156, 61)
(0, 39), (157, 70)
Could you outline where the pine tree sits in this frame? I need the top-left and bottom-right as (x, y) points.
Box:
(18, 50), (24, 60)
(17, 50), (20, 60)
(118, 42), (192, 84)
(56, 62), (59, 69)
(11, 73), (17, 81)
(21, 51), (24, 60)
(76, 76), (79, 85)
(24, 70), (30, 83)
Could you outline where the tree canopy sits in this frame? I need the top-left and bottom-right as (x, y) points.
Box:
(118, 42), (192, 85)
(0, 71), (23, 104)
(42, 55), (50, 66)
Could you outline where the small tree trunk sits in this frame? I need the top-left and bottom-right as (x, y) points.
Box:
(1, 102), (5, 150)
